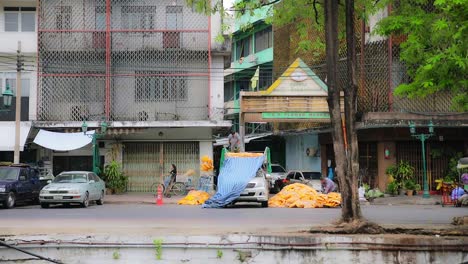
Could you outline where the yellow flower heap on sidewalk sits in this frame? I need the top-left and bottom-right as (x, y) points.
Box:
(268, 183), (341, 208)
(178, 190), (211, 205)
(200, 155), (214, 172)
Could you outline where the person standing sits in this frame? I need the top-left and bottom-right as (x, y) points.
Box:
(227, 130), (241, 152)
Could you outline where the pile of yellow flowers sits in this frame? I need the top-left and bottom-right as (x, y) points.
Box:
(268, 183), (341, 208)
(225, 152), (264, 158)
(200, 156), (214, 172)
(177, 190), (211, 205)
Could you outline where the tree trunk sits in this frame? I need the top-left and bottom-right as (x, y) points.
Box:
(325, 0), (362, 223)
(343, 0), (362, 222)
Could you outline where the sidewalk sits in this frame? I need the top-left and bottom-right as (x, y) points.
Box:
(369, 195), (442, 206)
(106, 193), (443, 206)
(105, 192), (181, 205)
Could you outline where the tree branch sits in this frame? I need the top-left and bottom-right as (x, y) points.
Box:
(313, 0), (320, 25)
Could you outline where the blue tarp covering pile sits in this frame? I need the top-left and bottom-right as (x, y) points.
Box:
(202, 155), (264, 208)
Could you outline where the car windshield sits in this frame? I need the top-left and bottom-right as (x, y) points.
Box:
(303, 172), (322, 180)
(53, 174), (87, 183)
(271, 165), (285, 173)
(0, 168), (19, 181)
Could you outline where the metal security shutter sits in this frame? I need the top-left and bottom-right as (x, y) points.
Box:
(162, 142), (199, 178)
(123, 142), (199, 192)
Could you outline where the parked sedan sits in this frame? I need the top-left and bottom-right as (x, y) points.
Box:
(276, 171), (323, 192)
(39, 171), (105, 208)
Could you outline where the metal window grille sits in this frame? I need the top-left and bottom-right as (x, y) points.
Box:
(38, 0), (211, 122)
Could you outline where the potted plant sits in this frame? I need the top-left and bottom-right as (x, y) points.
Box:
(414, 183), (421, 195)
(403, 179), (416, 196)
(385, 181), (398, 196)
(103, 161), (128, 194)
(388, 161), (415, 195)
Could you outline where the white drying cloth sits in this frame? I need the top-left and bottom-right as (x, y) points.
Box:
(33, 130), (95, 151)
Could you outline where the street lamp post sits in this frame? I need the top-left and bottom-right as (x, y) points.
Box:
(81, 120), (108, 175)
(409, 121), (435, 199)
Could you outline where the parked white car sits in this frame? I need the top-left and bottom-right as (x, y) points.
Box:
(40, 171), (105, 208)
(235, 169), (269, 207)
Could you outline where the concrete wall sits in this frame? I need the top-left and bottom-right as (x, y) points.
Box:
(0, 0), (37, 54)
(210, 56), (225, 121)
(1, 234), (466, 264)
(285, 134), (321, 172)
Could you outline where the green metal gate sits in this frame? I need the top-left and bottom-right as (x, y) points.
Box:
(123, 142), (200, 192)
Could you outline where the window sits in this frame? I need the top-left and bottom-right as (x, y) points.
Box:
(93, 6), (106, 48)
(164, 6), (183, 48)
(55, 6), (72, 30)
(135, 72), (188, 102)
(5, 78), (30, 97)
(19, 169), (28, 181)
(271, 165), (285, 173)
(254, 26), (272, 53)
(286, 172), (295, 180)
(235, 36), (251, 60)
(303, 172), (322, 180)
(122, 6), (157, 30)
(258, 67), (273, 90)
(4, 7), (36, 32)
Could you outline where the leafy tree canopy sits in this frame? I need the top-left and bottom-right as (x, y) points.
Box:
(375, 0), (468, 111)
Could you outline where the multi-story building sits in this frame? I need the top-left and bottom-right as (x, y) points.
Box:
(0, 0), (37, 163)
(222, 1), (286, 165)
(32, 0), (230, 192)
(272, 8), (468, 191)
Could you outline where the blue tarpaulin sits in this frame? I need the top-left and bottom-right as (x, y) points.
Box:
(202, 155), (264, 208)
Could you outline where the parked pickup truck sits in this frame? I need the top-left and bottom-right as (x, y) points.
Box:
(0, 164), (48, 209)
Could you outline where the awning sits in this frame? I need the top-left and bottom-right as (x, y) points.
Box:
(33, 130), (95, 151)
(214, 133), (272, 147)
(0, 122), (32, 151)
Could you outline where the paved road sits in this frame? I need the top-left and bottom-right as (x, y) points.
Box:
(0, 204), (465, 236)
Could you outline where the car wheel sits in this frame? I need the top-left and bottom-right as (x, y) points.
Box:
(81, 192), (90, 208)
(40, 203), (49, 208)
(3, 192), (16, 209)
(96, 191), (104, 205)
(261, 201), (268, 208)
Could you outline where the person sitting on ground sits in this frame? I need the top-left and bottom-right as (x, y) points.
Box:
(321, 176), (336, 194)
(451, 184), (466, 203)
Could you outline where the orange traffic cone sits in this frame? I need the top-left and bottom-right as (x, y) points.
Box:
(156, 185), (163, 206)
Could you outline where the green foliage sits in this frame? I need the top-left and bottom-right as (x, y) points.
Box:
(375, 0), (468, 111)
(217, 250), (223, 259)
(103, 161), (128, 193)
(365, 188), (385, 199)
(445, 152), (464, 182)
(363, 183), (370, 193)
(112, 250), (120, 260)
(403, 179), (416, 191)
(385, 164), (398, 176)
(414, 183), (421, 192)
(387, 161), (415, 189)
(386, 181), (399, 195)
(153, 239), (163, 260)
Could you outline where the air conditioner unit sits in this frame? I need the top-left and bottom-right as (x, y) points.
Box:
(306, 147), (318, 157)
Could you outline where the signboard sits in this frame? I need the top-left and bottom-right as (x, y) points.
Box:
(262, 112), (330, 119)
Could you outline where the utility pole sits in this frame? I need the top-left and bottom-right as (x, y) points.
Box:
(14, 41), (23, 164)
